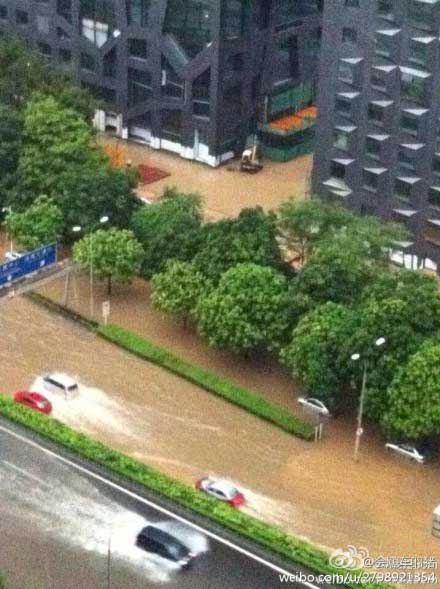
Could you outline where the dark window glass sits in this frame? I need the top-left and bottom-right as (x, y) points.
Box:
(80, 52), (96, 71)
(126, 0), (150, 27)
(128, 67), (152, 105)
(129, 38), (147, 59)
(16, 10), (29, 25)
(164, 0), (212, 58)
(0, 5), (7, 19)
(342, 27), (357, 44)
(401, 113), (419, 135)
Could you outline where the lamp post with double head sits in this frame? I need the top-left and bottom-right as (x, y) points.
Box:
(351, 337), (386, 462)
(72, 215), (109, 318)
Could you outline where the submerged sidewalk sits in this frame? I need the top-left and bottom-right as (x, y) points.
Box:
(35, 272), (440, 568)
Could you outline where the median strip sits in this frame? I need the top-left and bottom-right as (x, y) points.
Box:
(28, 292), (314, 440)
(0, 397), (391, 589)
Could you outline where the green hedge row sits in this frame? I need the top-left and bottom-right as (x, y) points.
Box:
(98, 323), (314, 440)
(0, 397), (390, 589)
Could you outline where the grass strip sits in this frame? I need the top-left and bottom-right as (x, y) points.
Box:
(0, 397), (391, 589)
(98, 323), (314, 440)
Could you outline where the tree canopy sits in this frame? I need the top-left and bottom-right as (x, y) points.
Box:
(194, 263), (290, 353)
(4, 196), (63, 250)
(193, 207), (284, 283)
(130, 191), (203, 278)
(383, 342), (440, 440)
(72, 228), (144, 294)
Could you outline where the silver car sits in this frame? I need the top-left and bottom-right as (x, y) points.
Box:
(297, 396), (331, 417)
(385, 443), (426, 464)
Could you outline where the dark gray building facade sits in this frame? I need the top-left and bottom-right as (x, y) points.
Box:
(313, 0), (440, 271)
(0, 0), (322, 166)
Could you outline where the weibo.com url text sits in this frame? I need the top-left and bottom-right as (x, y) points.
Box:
(279, 572), (438, 584)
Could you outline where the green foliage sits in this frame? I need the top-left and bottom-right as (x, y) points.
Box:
(293, 239), (374, 305)
(347, 298), (426, 421)
(73, 228), (143, 293)
(193, 208), (284, 283)
(151, 261), (212, 326)
(0, 105), (22, 208)
(194, 263), (291, 353)
(131, 192), (203, 278)
(4, 196), (63, 250)
(0, 396), (390, 589)
(383, 342), (440, 439)
(277, 198), (353, 264)
(280, 302), (358, 405)
(14, 94), (137, 232)
(362, 269), (440, 336)
(98, 323), (314, 438)
(0, 34), (97, 118)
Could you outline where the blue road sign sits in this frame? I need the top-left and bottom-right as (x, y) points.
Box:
(0, 243), (57, 287)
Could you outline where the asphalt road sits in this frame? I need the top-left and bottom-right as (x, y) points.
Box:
(0, 422), (313, 589)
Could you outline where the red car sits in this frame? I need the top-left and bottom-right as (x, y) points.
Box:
(195, 477), (245, 507)
(13, 391), (52, 414)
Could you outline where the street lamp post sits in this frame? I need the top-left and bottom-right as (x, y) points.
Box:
(351, 337), (386, 462)
(72, 215), (109, 319)
(2, 206), (13, 253)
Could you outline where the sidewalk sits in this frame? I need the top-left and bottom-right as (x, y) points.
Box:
(36, 272), (440, 568)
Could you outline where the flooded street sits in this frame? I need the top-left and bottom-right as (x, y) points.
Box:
(1, 295), (440, 571)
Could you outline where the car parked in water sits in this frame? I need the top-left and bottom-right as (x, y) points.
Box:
(195, 477), (245, 507)
(136, 525), (194, 568)
(13, 391), (52, 414)
(4, 250), (23, 262)
(297, 397), (331, 417)
(385, 442), (427, 464)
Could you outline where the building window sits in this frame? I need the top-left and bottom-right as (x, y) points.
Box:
(164, 0), (212, 58)
(432, 156), (440, 178)
(428, 186), (440, 208)
(161, 109), (182, 142)
(409, 0), (437, 32)
(335, 96), (352, 117)
(375, 30), (398, 59)
(193, 69), (210, 118)
(224, 0), (245, 39)
(345, 0), (359, 7)
(401, 112), (419, 135)
(274, 0), (320, 32)
(59, 48), (72, 63)
(400, 67), (428, 104)
(399, 147), (416, 171)
(126, 0), (150, 27)
(377, 0), (394, 20)
(330, 160), (347, 180)
(408, 39), (429, 66)
(128, 68), (152, 105)
(57, 0), (72, 22)
(366, 136), (382, 159)
(368, 102), (385, 125)
(338, 59), (356, 84)
(16, 10), (29, 25)
(38, 42), (52, 58)
(128, 38), (147, 60)
(57, 26), (70, 39)
(162, 58), (184, 99)
(80, 52), (96, 72)
(395, 178), (414, 201)
(274, 36), (299, 85)
(363, 169), (379, 191)
(36, 14), (50, 34)
(80, 0), (115, 48)
(342, 27), (357, 45)
(0, 5), (7, 19)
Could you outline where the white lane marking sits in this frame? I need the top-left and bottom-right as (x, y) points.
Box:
(0, 423), (320, 589)
(2, 459), (50, 488)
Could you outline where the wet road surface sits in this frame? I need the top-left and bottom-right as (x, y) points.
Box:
(0, 421), (304, 589)
(1, 296), (440, 567)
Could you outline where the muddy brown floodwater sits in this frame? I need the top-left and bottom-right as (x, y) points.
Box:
(1, 295), (440, 578)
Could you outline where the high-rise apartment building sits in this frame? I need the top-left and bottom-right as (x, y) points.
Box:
(313, 0), (440, 270)
(0, 0), (322, 166)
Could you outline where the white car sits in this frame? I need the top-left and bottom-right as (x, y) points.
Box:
(195, 477), (245, 507)
(298, 397), (331, 417)
(385, 442), (426, 464)
(4, 250), (23, 262)
(42, 373), (79, 398)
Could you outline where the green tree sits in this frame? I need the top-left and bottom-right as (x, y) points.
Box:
(194, 263), (290, 353)
(347, 298), (426, 421)
(0, 105), (22, 208)
(280, 302), (358, 405)
(293, 239), (374, 305)
(193, 208), (284, 283)
(131, 192), (203, 278)
(73, 228), (143, 294)
(151, 261), (212, 328)
(0, 35), (97, 118)
(277, 198), (353, 264)
(14, 94), (137, 232)
(4, 196), (63, 250)
(382, 342), (440, 439)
